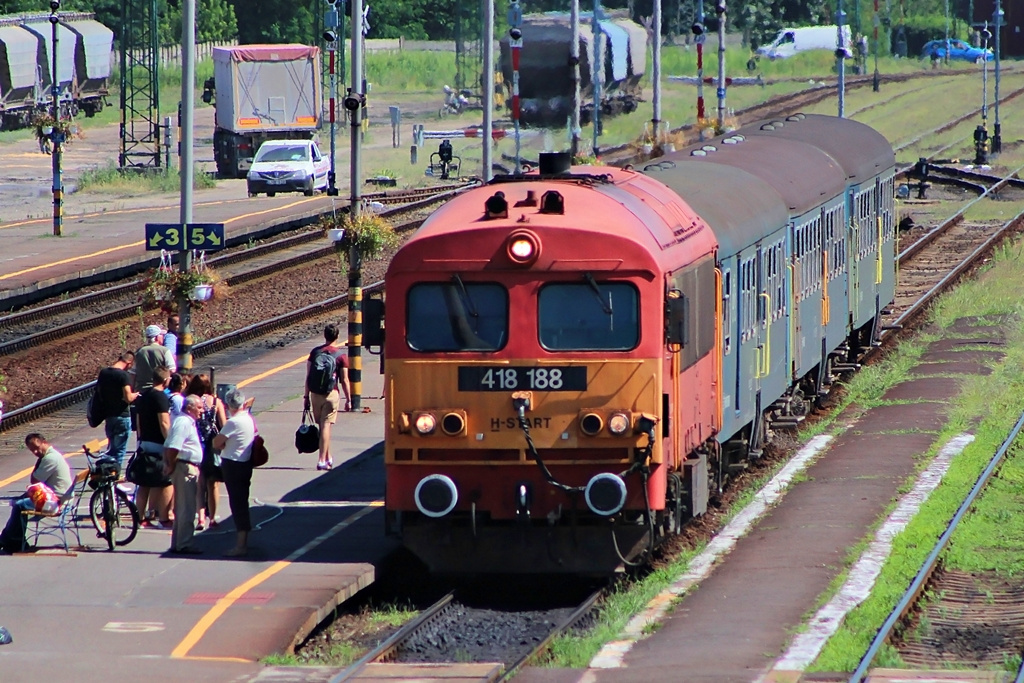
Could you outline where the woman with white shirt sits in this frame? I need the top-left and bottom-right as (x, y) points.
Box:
(212, 389), (256, 557)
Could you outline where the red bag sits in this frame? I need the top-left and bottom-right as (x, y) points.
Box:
(26, 482), (59, 513)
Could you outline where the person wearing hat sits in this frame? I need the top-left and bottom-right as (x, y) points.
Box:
(133, 324), (177, 392)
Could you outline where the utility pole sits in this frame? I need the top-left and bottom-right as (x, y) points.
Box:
(325, 1), (340, 196)
(651, 0), (661, 144)
(992, 0), (1002, 153)
(837, 0), (847, 118)
(715, 0), (726, 130)
(177, 0), (196, 372)
(48, 1), (62, 237)
(482, 0), (494, 180)
(345, 0), (366, 411)
(570, 0), (581, 157)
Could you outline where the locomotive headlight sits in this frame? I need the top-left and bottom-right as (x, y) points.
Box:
(608, 412), (631, 435)
(506, 229), (540, 266)
(580, 412), (604, 436)
(414, 412), (437, 435)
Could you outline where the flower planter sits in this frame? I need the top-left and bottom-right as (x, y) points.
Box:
(328, 228), (346, 243)
(192, 284), (214, 301)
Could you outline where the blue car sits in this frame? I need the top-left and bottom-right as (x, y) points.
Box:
(921, 39), (993, 63)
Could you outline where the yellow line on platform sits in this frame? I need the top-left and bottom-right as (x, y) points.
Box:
(174, 504), (380, 659)
(237, 355), (307, 388)
(0, 242), (144, 280)
(0, 198), (250, 230)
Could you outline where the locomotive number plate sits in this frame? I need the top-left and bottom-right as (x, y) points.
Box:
(458, 366), (587, 392)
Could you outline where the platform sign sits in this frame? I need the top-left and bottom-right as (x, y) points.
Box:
(145, 223), (225, 251)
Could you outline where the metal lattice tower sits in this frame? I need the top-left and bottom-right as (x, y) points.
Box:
(119, 0), (160, 169)
(454, 0), (482, 93)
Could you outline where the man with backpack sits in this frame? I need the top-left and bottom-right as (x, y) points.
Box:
(95, 351), (139, 469)
(304, 324), (351, 470)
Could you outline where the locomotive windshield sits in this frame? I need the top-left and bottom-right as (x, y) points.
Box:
(407, 281), (508, 352)
(538, 282), (639, 350)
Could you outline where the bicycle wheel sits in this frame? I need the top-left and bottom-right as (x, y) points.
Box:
(90, 487), (140, 549)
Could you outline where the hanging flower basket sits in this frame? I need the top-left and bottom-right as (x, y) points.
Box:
(141, 252), (226, 311)
(318, 210), (400, 273)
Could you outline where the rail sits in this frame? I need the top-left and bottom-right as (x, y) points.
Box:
(848, 411), (1024, 682)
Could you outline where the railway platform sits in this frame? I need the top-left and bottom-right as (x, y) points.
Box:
(0, 335), (397, 682)
(0, 189), (341, 311)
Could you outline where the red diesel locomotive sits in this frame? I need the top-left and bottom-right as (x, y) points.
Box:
(378, 114), (896, 574)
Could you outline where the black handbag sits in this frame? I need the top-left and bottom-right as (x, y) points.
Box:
(126, 449), (171, 488)
(294, 408), (320, 454)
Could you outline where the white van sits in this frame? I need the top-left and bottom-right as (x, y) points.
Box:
(246, 139), (330, 197)
(758, 25), (853, 60)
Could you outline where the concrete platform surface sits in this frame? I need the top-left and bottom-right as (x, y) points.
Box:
(0, 336), (396, 682)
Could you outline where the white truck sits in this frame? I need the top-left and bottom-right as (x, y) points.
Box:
(758, 25), (853, 60)
(208, 44), (321, 179)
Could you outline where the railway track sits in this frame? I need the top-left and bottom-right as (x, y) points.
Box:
(334, 589), (602, 682)
(880, 163), (1024, 340)
(847, 412), (1024, 682)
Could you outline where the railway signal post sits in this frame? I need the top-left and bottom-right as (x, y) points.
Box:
(48, 0), (62, 237)
(324, 0), (340, 197)
(992, 1), (1003, 154)
(715, 0), (727, 131)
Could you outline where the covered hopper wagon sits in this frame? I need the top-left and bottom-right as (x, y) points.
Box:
(0, 12), (112, 130)
(499, 12), (646, 127)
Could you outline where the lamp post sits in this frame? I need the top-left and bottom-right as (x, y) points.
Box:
(872, 0), (880, 91)
(992, 0), (1003, 153)
(48, 0), (62, 237)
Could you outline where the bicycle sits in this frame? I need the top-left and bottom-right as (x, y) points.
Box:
(83, 446), (140, 551)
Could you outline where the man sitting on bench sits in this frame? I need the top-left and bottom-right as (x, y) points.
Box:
(0, 434), (73, 553)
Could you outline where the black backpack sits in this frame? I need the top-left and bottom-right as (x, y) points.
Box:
(86, 388), (105, 428)
(307, 347), (338, 395)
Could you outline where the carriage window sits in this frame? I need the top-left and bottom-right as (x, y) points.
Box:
(407, 281), (508, 352)
(539, 282), (639, 350)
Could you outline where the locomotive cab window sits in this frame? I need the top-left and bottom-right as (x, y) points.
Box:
(407, 281), (508, 352)
(539, 281), (639, 351)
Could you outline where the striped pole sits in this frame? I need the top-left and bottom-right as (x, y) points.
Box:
(50, 9), (62, 237)
(348, 258), (362, 411)
(695, 1), (705, 125)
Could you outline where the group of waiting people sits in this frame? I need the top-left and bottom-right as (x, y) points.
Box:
(88, 318), (256, 555)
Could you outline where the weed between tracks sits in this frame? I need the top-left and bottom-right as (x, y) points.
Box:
(76, 163), (217, 194)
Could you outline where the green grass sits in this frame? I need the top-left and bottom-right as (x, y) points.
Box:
(76, 163), (217, 194)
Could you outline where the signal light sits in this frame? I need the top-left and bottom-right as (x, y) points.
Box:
(414, 413), (437, 435)
(506, 229), (540, 266)
(608, 412), (630, 435)
(691, 22), (704, 36)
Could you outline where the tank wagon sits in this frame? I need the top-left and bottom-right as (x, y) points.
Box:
(0, 12), (112, 130)
(373, 114), (895, 575)
(498, 12), (646, 127)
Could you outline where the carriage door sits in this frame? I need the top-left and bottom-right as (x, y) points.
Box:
(735, 251), (761, 426)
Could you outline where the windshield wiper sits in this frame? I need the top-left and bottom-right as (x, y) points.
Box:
(583, 272), (613, 316)
(452, 274), (478, 317)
